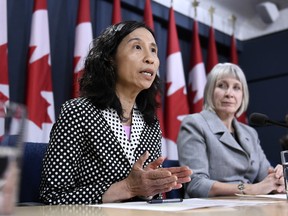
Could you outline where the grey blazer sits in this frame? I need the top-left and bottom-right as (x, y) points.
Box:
(177, 110), (271, 198)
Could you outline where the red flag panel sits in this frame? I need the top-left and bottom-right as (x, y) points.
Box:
(206, 26), (218, 73)
(0, 0), (9, 104)
(188, 21), (206, 114)
(144, 0), (154, 30)
(73, 0), (93, 98)
(112, 0), (122, 24)
(230, 34), (238, 64)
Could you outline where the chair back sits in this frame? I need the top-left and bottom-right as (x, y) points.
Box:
(18, 142), (48, 204)
(162, 159), (184, 199)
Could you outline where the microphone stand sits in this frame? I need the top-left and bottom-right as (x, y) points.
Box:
(267, 119), (288, 128)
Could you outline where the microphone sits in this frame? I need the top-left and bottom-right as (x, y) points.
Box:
(249, 112), (288, 128)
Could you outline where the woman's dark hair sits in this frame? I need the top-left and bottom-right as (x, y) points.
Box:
(79, 21), (161, 125)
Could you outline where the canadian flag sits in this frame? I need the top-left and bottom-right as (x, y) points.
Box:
(143, 0), (166, 155)
(230, 34), (238, 64)
(112, 0), (122, 24)
(188, 20), (206, 114)
(73, 0), (93, 98)
(144, 0), (154, 30)
(0, 0), (9, 105)
(231, 34), (247, 123)
(164, 6), (190, 160)
(25, 0), (55, 143)
(206, 26), (218, 74)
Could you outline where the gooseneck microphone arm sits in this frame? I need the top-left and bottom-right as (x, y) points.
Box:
(266, 119), (288, 128)
(249, 112), (288, 128)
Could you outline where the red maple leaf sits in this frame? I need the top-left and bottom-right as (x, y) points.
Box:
(26, 47), (53, 128)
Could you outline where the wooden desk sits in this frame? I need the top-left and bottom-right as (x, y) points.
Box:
(14, 198), (288, 216)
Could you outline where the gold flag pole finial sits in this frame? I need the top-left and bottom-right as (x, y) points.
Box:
(231, 14), (237, 35)
(209, 6), (215, 26)
(192, 0), (199, 18)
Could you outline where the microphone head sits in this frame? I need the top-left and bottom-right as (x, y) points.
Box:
(249, 112), (269, 126)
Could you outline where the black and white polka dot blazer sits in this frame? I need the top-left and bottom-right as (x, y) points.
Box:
(39, 97), (162, 205)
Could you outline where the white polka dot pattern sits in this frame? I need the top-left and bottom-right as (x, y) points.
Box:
(102, 106), (144, 166)
(39, 98), (162, 205)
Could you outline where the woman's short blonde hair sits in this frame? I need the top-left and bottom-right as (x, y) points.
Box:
(203, 63), (249, 117)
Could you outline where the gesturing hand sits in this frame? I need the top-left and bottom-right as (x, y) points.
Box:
(164, 166), (192, 185)
(144, 153), (192, 188)
(124, 151), (192, 198)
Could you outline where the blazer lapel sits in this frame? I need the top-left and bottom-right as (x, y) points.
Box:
(233, 119), (252, 156)
(101, 106), (144, 166)
(130, 107), (144, 151)
(201, 110), (244, 152)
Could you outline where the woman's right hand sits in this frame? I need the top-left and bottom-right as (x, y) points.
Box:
(102, 152), (192, 203)
(124, 151), (180, 198)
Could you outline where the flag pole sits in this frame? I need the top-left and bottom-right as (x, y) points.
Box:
(209, 6), (215, 27)
(231, 14), (237, 35)
(192, 0), (199, 19)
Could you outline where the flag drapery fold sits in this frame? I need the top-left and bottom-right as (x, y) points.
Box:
(73, 0), (93, 98)
(0, 0), (9, 104)
(188, 20), (206, 114)
(25, 0), (55, 143)
(164, 6), (190, 160)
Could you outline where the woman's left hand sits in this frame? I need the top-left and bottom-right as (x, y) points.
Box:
(164, 166), (192, 184)
(144, 158), (192, 187)
(268, 164), (283, 178)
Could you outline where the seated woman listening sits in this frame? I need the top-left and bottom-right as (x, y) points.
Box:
(177, 63), (284, 197)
